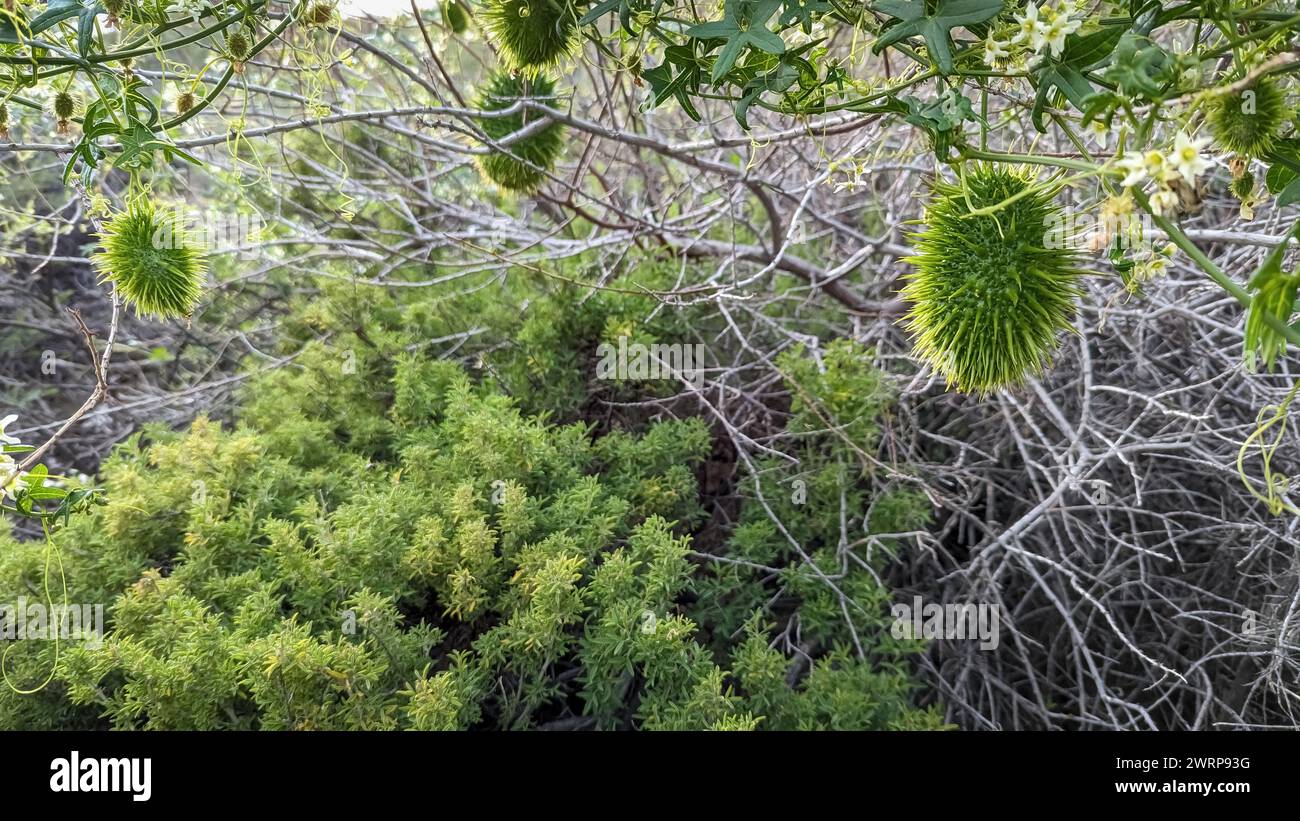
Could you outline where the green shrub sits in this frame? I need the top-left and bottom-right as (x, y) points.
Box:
(0, 288), (944, 730)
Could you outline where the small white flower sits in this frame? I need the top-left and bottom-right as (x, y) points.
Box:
(0, 413), (17, 445)
(832, 162), (866, 193)
(1012, 4), (1047, 51)
(983, 35), (1011, 67)
(1148, 149), (1180, 184)
(1150, 187), (1180, 216)
(1128, 245), (1171, 285)
(1168, 131), (1212, 184)
(1043, 18), (1071, 57)
(1115, 151), (1149, 187)
(165, 0), (213, 23)
(0, 461), (24, 502)
(1117, 149), (1178, 188)
(1088, 120), (1110, 151)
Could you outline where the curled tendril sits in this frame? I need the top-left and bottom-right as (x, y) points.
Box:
(1237, 380), (1300, 517)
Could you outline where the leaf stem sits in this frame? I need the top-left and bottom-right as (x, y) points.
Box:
(1133, 189), (1300, 348)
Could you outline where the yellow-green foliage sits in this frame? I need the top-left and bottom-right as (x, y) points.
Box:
(0, 288), (942, 730)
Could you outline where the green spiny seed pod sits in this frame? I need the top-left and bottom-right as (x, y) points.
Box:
(482, 0), (575, 68)
(225, 29), (252, 62)
(176, 91), (197, 115)
(1209, 77), (1289, 158)
(52, 91), (77, 121)
(443, 0), (470, 33)
(475, 71), (565, 193)
(1230, 168), (1256, 201)
(0, 104), (8, 140)
(305, 2), (335, 26)
(901, 165), (1084, 395)
(91, 200), (208, 321)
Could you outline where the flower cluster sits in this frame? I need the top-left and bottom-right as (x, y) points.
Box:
(1127, 242), (1178, 290)
(165, 0), (214, 23)
(829, 158), (870, 193)
(1114, 132), (1213, 216)
(1084, 191), (1141, 252)
(984, 1), (1084, 67)
(0, 414), (28, 503)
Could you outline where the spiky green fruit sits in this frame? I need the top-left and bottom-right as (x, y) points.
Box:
(1230, 168), (1256, 201)
(225, 29), (252, 62)
(475, 72), (565, 193)
(305, 2), (335, 26)
(443, 0), (470, 32)
(1209, 77), (1289, 158)
(482, 0), (575, 68)
(901, 166), (1084, 395)
(91, 200), (208, 320)
(52, 91), (77, 121)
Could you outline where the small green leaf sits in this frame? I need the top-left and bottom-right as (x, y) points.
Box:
(579, 0), (623, 25)
(1102, 32), (1169, 102)
(1264, 140), (1300, 194)
(29, 0), (81, 34)
(77, 4), (101, 57)
(779, 0), (830, 32)
(871, 0), (1004, 75)
(1059, 24), (1125, 69)
(687, 0), (785, 83)
(1278, 178), (1300, 209)
(1032, 65), (1095, 131)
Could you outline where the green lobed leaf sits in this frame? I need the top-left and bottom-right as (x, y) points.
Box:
(871, 0), (1004, 75)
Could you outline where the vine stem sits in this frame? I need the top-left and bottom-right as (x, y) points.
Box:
(960, 147), (1100, 174)
(1132, 189), (1300, 349)
(17, 175), (121, 474)
(18, 301), (119, 473)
